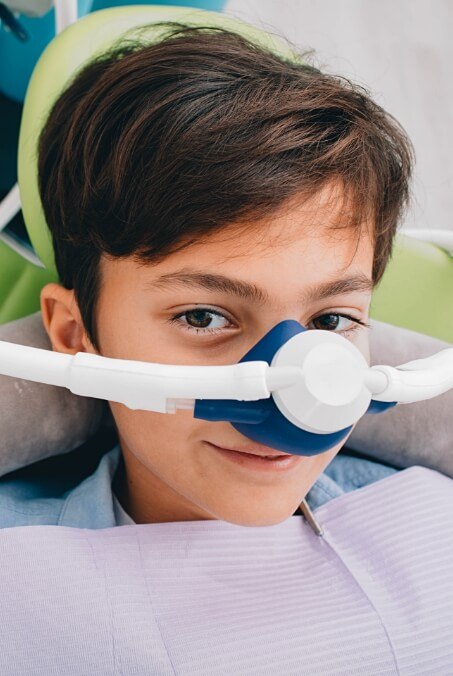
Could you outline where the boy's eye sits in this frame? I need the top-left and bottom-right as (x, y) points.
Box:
(168, 307), (368, 337)
(169, 308), (231, 335)
(310, 313), (366, 333)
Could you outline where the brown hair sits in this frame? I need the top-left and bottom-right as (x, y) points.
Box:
(38, 22), (414, 352)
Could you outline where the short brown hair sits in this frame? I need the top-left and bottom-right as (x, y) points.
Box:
(38, 22), (414, 352)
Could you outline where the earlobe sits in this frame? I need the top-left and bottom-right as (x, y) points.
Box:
(40, 282), (87, 354)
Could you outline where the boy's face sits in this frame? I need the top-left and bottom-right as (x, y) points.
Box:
(42, 184), (374, 526)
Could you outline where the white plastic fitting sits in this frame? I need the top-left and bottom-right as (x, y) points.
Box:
(270, 330), (372, 434)
(368, 348), (453, 403)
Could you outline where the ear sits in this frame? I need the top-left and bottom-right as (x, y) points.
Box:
(40, 282), (94, 355)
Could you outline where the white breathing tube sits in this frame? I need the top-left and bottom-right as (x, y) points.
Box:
(0, 329), (451, 435)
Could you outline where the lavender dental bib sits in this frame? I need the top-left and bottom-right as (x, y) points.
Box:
(1, 466), (452, 675)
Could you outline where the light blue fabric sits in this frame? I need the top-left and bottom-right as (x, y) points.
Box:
(0, 443), (399, 529)
(309, 453), (399, 510)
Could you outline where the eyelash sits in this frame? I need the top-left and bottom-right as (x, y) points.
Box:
(168, 307), (370, 337)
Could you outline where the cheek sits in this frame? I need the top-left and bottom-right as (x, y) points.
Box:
(108, 402), (205, 460)
(350, 330), (370, 365)
(311, 444), (342, 474)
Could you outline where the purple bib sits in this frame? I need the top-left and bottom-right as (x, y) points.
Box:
(1, 466), (452, 675)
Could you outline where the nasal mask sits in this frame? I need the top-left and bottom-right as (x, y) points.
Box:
(1, 318), (452, 456)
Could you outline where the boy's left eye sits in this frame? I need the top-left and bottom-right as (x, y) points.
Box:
(168, 307), (368, 337)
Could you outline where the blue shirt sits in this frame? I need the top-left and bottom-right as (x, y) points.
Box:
(0, 443), (399, 529)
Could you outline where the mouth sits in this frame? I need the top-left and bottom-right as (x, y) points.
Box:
(205, 441), (302, 473)
(206, 442), (291, 458)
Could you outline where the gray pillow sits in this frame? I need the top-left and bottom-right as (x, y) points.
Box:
(0, 312), (105, 477)
(348, 321), (452, 476)
(0, 311), (451, 477)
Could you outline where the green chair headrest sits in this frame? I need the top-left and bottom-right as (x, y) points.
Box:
(17, 5), (297, 276)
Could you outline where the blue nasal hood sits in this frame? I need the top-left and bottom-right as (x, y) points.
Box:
(193, 320), (396, 456)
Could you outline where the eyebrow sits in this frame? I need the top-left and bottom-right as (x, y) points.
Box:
(147, 267), (374, 305)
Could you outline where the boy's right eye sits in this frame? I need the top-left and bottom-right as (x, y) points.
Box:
(168, 308), (234, 336)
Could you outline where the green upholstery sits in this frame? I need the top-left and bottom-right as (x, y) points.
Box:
(0, 238), (56, 324)
(0, 4), (451, 342)
(371, 234), (453, 343)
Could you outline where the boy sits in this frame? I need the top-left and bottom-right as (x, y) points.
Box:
(4, 22), (413, 528)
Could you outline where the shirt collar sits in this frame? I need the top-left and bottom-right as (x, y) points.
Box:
(58, 444), (122, 529)
(112, 490), (136, 525)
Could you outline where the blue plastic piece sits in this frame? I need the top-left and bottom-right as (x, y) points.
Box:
(0, 0), (227, 101)
(366, 398), (397, 414)
(0, 0), (91, 101)
(194, 320), (397, 456)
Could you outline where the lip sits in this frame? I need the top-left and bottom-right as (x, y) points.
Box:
(205, 442), (303, 473)
(207, 442), (291, 458)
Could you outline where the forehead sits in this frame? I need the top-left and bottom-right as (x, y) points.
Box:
(101, 182), (374, 289)
(207, 183), (373, 264)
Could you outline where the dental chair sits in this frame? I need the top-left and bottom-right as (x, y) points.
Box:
(0, 10), (452, 673)
(0, 4), (452, 484)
